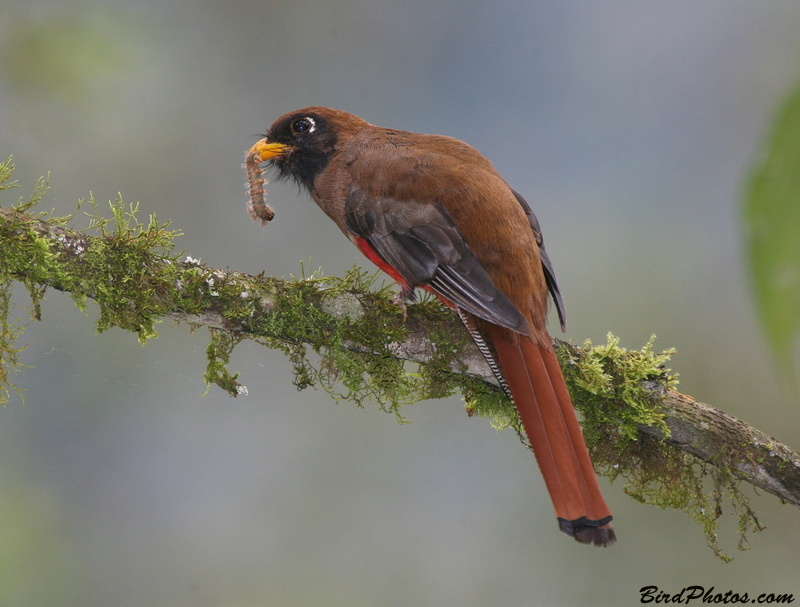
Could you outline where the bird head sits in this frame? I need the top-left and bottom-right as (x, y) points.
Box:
(250, 106), (369, 189)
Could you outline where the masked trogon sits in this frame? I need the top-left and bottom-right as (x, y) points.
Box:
(248, 107), (615, 547)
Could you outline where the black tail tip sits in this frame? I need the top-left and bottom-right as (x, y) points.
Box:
(574, 524), (616, 547)
(558, 516), (616, 547)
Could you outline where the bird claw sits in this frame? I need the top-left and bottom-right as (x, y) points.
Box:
(390, 292), (409, 321)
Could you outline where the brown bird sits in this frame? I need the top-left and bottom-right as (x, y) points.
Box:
(249, 107), (615, 546)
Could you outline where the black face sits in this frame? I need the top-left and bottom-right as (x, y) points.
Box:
(264, 112), (338, 190)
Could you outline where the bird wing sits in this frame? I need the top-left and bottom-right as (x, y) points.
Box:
(510, 189), (566, 332)
(343, 182), (530, 335)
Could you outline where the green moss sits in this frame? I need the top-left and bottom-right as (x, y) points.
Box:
(224, 267), (468, 419)
(78, 196), (185, 342)
(0, 157), (44, 404)
(559, 333), (764, 561)
(204, 328), (248, 396)
(0, 159), (187, 402)
(0, 277), (28, 406)
(561, 333), (675, 447)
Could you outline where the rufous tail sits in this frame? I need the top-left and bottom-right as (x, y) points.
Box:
(485, 324), (615, 547)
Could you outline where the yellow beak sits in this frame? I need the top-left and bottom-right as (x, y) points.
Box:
(249, 138), (289, 161)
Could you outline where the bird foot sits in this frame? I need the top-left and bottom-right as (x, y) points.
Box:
(390, 292), (409, 321)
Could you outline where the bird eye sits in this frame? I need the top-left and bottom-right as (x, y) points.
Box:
(291, 117), (316, 134)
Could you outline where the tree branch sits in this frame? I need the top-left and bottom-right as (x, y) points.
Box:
(2, 203), (799, 526)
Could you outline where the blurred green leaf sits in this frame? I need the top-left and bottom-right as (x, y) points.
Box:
(744, 81), (800, 384)
(1, 7), (139, 102)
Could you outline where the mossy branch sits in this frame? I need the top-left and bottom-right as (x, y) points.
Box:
(1, 163), (797, 560)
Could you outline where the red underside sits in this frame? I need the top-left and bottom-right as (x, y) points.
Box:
(353, 236), (453, 307)
(354, 237), (406, 285)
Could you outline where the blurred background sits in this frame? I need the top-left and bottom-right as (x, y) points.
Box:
(2, 1), (800, 605)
